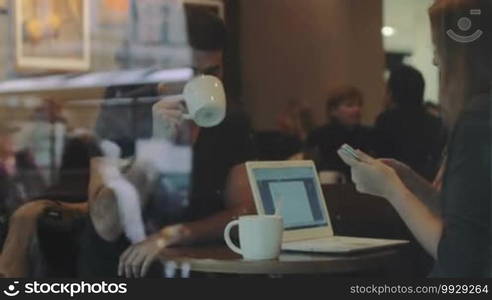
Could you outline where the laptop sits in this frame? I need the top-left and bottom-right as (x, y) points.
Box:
(245, 161), (409, 253)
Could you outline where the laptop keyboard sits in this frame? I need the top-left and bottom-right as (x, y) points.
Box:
(282, 236), (408, 253)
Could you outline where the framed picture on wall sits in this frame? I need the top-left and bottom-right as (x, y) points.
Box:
(98, 0), (129, 28)
(15, 0), (91, 72)
(0, 0), (8, 14)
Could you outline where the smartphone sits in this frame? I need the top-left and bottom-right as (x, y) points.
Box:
(340, 144), (361, 161)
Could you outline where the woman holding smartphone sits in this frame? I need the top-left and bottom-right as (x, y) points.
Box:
(339, 0), (491, 277)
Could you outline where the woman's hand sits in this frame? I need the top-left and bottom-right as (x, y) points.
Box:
(337, 148), (407, 201)
(379, 159), (414, 180)
(339, 149), (443, 258)
(379, 159), (432, 192)
(379, 158), (440, 213)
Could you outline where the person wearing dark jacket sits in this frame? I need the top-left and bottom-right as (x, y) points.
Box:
(0, 123), (45, 218)
(374, 65), (446, 180)
(307, 86), (376, 176)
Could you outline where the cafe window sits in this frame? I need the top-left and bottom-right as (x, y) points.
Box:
(0, 0), (489, 280)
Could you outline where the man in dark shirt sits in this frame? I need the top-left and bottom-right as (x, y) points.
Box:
(79, 9), (256, 278)
(307, 86), (376, 177)
(374, 65), (446, 180)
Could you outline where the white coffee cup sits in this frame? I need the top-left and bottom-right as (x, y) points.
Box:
(182, 75), (226, 128)
(224, 215), (283, 260)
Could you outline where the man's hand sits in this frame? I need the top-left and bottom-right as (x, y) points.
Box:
(118, 225), (189, 278)
(152, 99), (186, 140)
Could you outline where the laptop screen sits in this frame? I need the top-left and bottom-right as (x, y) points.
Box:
(252, 166), (328, 230)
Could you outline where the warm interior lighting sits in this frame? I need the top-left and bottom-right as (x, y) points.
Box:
(382, 26), (396, 37)
(104, 0), (130, 13)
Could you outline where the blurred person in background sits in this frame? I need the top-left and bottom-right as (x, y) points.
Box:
(306, 86), (376, 176)
(42, 130), (103, 203)
(374, 65), (446, 180)
(0, 132), (101, 277)
(31, 99), (68, 125)
(339, 0), (491, 277)
(424, 102), (442, 118)
(255, 99), (315, 161)
(18, 99), (69, 184)
(0, 122), (45, 221)
(276, 98), (316, 142)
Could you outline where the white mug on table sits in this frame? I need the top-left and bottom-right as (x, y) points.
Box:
(224, 215), (283, 260)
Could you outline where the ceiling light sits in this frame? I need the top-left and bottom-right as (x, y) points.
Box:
(382, 26), (396, 37)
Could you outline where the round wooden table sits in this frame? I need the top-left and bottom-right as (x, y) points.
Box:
(159, 245), (404, 276)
